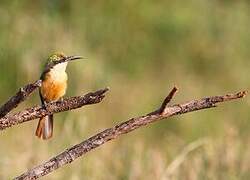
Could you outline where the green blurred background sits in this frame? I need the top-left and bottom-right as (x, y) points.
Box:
(0, 0), (250, 179)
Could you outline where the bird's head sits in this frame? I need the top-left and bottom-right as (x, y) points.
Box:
(45, 52), (83, 71)
(45, 52), (68, 73)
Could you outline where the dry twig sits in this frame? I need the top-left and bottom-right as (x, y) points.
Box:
(0, 80), (42, 119)
(14, 88), (247, 180)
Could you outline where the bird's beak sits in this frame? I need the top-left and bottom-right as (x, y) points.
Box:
(65, 55), (84, 62)
(48, 55), (85, 69)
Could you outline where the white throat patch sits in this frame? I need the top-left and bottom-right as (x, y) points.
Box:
(52, 62), (68, 72)
(49, 62), (68, 82)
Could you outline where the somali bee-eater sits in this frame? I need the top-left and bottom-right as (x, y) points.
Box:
(35, 53), (82, 140)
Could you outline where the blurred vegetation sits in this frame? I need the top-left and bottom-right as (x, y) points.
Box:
(0, 0), (250, 179)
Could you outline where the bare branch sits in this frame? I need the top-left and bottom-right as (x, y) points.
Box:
(14, 88), (247, 180)
(0, 80), (41, 119)
(0, 88), (109, 130)
(160, 86), (178, 112)
(148, 86), (178, 115)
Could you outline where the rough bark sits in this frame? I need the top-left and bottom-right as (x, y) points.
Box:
(14, 88), (247, 180)
(0, 80), (42, 119)
(0, 88), (109, 130)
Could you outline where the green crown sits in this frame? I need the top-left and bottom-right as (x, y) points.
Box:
(48, 52), (66, 63)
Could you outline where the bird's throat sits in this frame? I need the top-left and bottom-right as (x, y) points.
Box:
(52, 62), (68, 72)
(48, 63), (67, 80)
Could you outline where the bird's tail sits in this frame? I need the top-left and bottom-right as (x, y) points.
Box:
(35, 115), (53, 140)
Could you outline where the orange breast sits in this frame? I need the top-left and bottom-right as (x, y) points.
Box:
(40, 72), (67, 102)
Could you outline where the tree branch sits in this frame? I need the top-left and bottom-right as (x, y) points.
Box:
(14, 88), (247, 180)
(0, 88), (109, 130)
(0, 80), (42, 119)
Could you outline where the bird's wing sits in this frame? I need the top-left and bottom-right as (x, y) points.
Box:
(39, 88), (46, 106)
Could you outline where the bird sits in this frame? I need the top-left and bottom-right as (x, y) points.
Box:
(35, 52), (82, 140)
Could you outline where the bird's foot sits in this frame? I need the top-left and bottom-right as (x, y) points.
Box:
(42, 103), (48, 110)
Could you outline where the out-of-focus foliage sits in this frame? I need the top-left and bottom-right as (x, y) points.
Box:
(0, 0), (250, 179)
